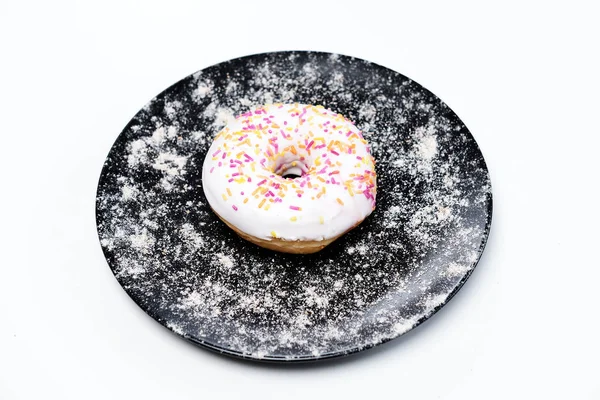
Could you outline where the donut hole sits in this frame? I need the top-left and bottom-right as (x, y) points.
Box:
(282, 170), (302, 180)
(274, 160), (307, 180)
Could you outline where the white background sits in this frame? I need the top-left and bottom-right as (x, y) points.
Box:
(1, 1), (599, 399)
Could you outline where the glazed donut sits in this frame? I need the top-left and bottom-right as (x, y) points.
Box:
(202, 104), (377, 254)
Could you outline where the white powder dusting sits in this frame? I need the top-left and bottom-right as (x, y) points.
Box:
(97, 52), (491, 361)
(217, 253), (234, 269)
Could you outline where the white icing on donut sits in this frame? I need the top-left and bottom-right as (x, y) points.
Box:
(202, 104), (377, 242)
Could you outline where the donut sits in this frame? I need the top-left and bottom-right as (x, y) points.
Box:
(202, 104), (377, 254)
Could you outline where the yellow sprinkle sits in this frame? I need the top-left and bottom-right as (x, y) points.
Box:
(222, 194), (227, 201)
(258, 199), (266, 208)
(271, 230), (277, 238)
(319, 216), (324, 224)
(265, 203), (271, 210)
(291, 161), (297, 167)
(290, 216), (297, 222)
(236, 151), (244, 159)
(336, 198), (344, 205)
(243, 198), (249, 204)
(226, 188), (232, 197)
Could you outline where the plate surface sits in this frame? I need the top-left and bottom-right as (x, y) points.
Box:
(96, 51), (492, 362)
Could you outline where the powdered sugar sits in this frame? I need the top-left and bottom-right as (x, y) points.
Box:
(96, 51), (491, 361)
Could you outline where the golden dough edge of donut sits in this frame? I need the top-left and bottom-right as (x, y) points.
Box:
(211, 207), (362, 254)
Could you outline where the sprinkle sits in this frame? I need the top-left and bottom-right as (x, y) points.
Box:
(271, 231), (277, 238)
(289, 205), (302, 211)
(244, 153), (254, 162)
(212, 149), (221, 157)
(257, 179), (267, 186)
(209, 167), (214, 173)
(222, 152), (227, 159)
(221, 194), (227, 201)
(226, 188), (232, 196)
(290, 216), (297, 222)
(258, 199), (266, 208)
(232, 205), (238, 211)
(331, 150), (340, 156)
(243, 198), (249, 204)
(319, 216), (324, 224)
(336, 198), (344, 205)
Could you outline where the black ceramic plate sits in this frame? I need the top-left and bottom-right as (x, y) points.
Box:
(96, 51), (492, 362)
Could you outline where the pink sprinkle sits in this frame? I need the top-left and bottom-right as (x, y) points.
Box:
(356, 156), (363, 160)
(222, 152), (226, 159)
(318, 167), (327, 174)
(232, 205), (238, 211)
(257, 179), (267, 186)
(267, 190), (275, 197)
(289, 206), (301, 211)
(228, 178), (234, 182)
(297, 194), (302, 197)
(238, 134), (248, 141)
(241, 191), (244, 195)
(284, 121), (288, 125)
(306, 140), (314, 150)
(348, 147), (352, 154)
(331, 177), (337, 184)
(212, 149), (221, 157)
(247, 177), (252, 182)
(210, 167), (214, 173)
(232, 172), (240, 177)
(234, 160), (242, 165)
(269, 129), (273, 133)
(346, 131), (352, 137)
(218, 162), (222, 167)
(229, 164), (237, 168)
(315, 144), (326, 149)
(330, 150), (340, 156)
(244, 154), (254, 162)
(299, 181), (306, 187)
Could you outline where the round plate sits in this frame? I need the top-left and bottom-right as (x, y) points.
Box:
(96, 51), (492, 362)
